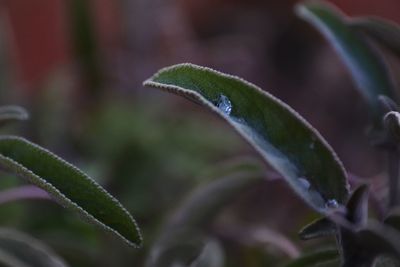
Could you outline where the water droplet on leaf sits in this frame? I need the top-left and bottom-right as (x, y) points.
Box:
(298, 177), (311, 189)
(217, 95), (232, 115)
(325, 199), (339, 209)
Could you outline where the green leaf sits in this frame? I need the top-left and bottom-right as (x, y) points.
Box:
(147, 163), (264, 267)
(299, 217), (336, 240)
(282, 249), (339, 267)
(350, 17), (400, 58)
(168, 169), (265, 228)
(0, 228), (68, 267)
(340, 221), (400, 267)
(0, 136), (141, 247)
(346, 184), (369, 226)
(144, 63), (349, 213)
(296, 1), (397, 118)
(0, 106), (29, 127)
(384, 111), (400, 143)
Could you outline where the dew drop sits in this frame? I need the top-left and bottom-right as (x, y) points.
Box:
(325, 199), (339, 209)
(217, 94), (232, 115)
(298, 177), (311, 190)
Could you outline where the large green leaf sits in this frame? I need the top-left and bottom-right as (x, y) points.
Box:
(0, 136), (141, 247)
(144, 63), (349, 213)
(350, 17), (400, 58)
(296, 1), (397, 118)
(0, 228), (68, 267)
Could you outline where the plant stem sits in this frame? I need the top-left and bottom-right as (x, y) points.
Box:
(387, 149), (400, 208)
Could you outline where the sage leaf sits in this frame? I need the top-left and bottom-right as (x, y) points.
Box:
(0, 136), (141, 247)
(299, 217), (336, 240)
(144, 63), (349, 213)
(350, 17), (400, 58)
(0, 228), (68, 267)
(0, 106), (29, 127)
(296, 1), (397, 118)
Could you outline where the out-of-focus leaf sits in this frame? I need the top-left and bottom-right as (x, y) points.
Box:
(384, 111), (400, 143)
(283, 249), (339, 267)
(144, 63), (349, 213)
(168, 170), (264, 228)
(296, 1), (397, 118)
(340, 221), (400, 267)
(378, 95), (398, 114)
(374, 255), (400, 267)
(189, 239), (224, 267)
(68, 0), (102, 96)
(0, 228), (68, 267)
(146, 228), (206, 267)
(384, 211), (400, 230)
(0, 106), (28, 127)
(147, 162), (264, 267)
(0, 136), (141, 247)
(0, 185), (50, 205)
(299, 217), (336, 240)
(350, 17), (400, 58)
(346, 185), (369, 226)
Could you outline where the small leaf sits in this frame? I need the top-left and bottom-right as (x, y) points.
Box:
(0, 228), (68, 267)
(282, 249), (339, 267)
(144, 63), (349, 213)
(296, 1), (397, 118)
(346, 184), (369, 227)
(383, 111), (400, 143)
(299, 217), (336, 240)
(384, 210), (400, 230)
(350, 17), (400, 58)
(0, 106), (29, 127)
(0, 136), (141, 247)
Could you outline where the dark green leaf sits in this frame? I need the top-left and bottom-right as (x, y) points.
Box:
(144, 63), (349, 213)
(346, 184), (369, 226)
(296, 1), (397, 118)
(384, 112), (400, 143)
(350, 17), (400, 58)
(299, 217), (336, 240)
(0, 106), (28, 127)
(384, 210), (400, 231)
(283, 249), (339, 267)
(0, 228), (68, 267)
(0, 136), (141, 247)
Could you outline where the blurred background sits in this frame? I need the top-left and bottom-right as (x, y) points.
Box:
(0, 0), (399, 266)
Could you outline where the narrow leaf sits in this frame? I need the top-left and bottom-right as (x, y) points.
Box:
(350, 17), (400, 58)
(0, 228), (68, 267)
(299, 217), (336, 240)
(283, 249), (339, 267)
(0, 106), (28, 127)
(346, 184), (369, 226)
(296, 1), (397, 117)
(144, 63), (349, 213)
(0, 136), (141, 247)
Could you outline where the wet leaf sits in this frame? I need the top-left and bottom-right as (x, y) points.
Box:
(0, 136), (141, 247)
(144, 63), (349, 213)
